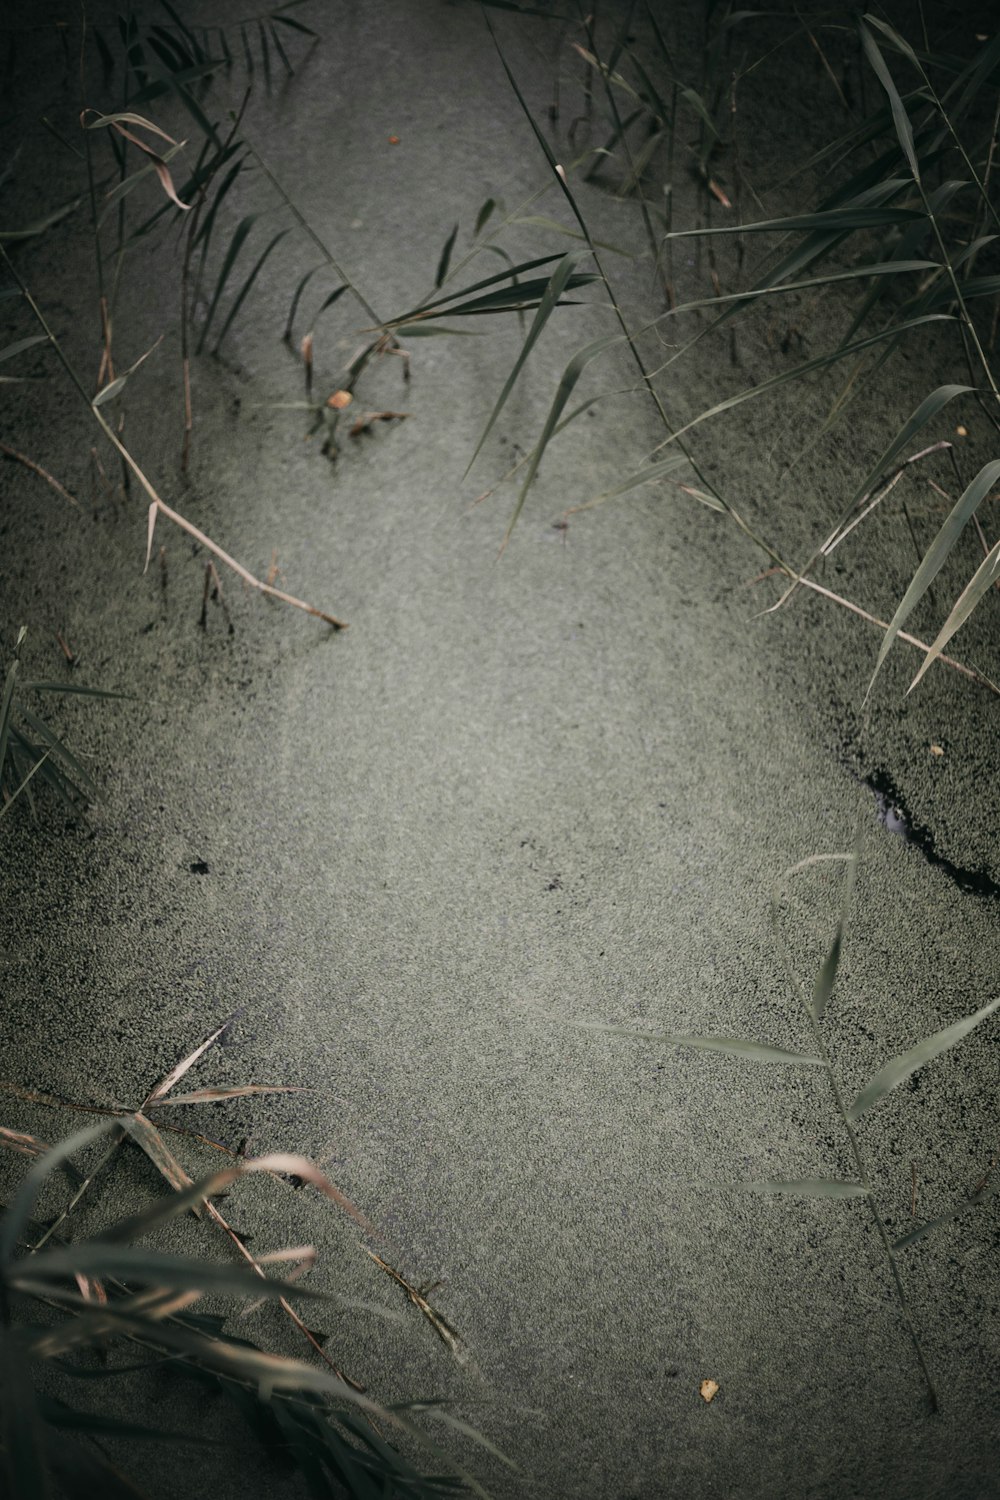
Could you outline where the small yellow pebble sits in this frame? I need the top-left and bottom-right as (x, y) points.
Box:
(930, 744), (944, 757)
(699, 1379), (720, 1403)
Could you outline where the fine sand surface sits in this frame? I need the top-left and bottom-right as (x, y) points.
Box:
(2, 4), (999, 1496)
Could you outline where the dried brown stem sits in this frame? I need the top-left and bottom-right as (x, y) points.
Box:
(0, 442), (78, 506)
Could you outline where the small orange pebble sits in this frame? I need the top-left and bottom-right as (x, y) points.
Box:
(327, 390), (353, 410)
(388, 135), (400, 145)
(699, 1379), (720, 1404)
(956, 425), (968, 437)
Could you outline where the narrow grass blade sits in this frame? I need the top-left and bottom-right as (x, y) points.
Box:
(474, 196), (496, 234)
(0, 1122), (116, 1262)
(311, 283), (347, 324)
(579, 454), (690, 512)
(15, 708), (98, 799)
(0, 642), (23, 787)
(550, 1018), (824, 1064)
(93, 335), (163, 407)
(893, 1182), (1000, 1250)
(811, 826), (861, 1022)
(435, 223), (459, 288)
(268, 20), (294, 76)
(258, 19), (272, 90)
(848, 995), (1000, 1124)
(196, 213), (256, 353)
(150, 1084), (306, 1105)
(273, 13), (319, 39)
(15, 1245), (329, 1304)
(213, 228), (289, 353)
(465, 251), (587, 477)
(859, 19), (921, 183)
(664, 205), (926, 239)
(729, 1179), (869, 1198)
(868, 460), (1000, 691)
(0, 334), (48, 365)
(909, 541), (1000, 692)
(503, 333), (621, 549)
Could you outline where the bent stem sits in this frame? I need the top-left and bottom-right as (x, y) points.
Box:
(1, 244), (347, 629)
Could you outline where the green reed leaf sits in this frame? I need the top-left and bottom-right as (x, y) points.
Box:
(848, 995), (1000, 1123)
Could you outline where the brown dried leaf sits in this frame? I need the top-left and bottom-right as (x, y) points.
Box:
(0, 1125), (50, 1158)
(143, 1012), (242, 1106)
(123, 1112), (200, 1214)
(149, 1084), (308, 1107)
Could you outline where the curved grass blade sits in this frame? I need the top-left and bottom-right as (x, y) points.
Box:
(213, 228), (289, 354)
(656, 314), (952, 456)
(859, 18), (921, 183)
(465, 251), (587, 477)
(867, 459), (1000, 693)
(503, 333), (622, 549)
(435, 223), (459, 288)
(549, 1017), (824, 1064)
(273, 13), (319, 39)
(196, 212), (256, 353)
(909, 539), (1000, 692)
(474, 196), (496, 235)
(847, 994), (1000, 1124)
(728, 1179), (869, 1197)
(283, 262), (322, 341)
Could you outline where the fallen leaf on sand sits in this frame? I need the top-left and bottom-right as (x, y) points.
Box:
(699, 1379), (720, 1403)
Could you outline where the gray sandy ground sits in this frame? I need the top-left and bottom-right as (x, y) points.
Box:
(2, 3), (999, 1496)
